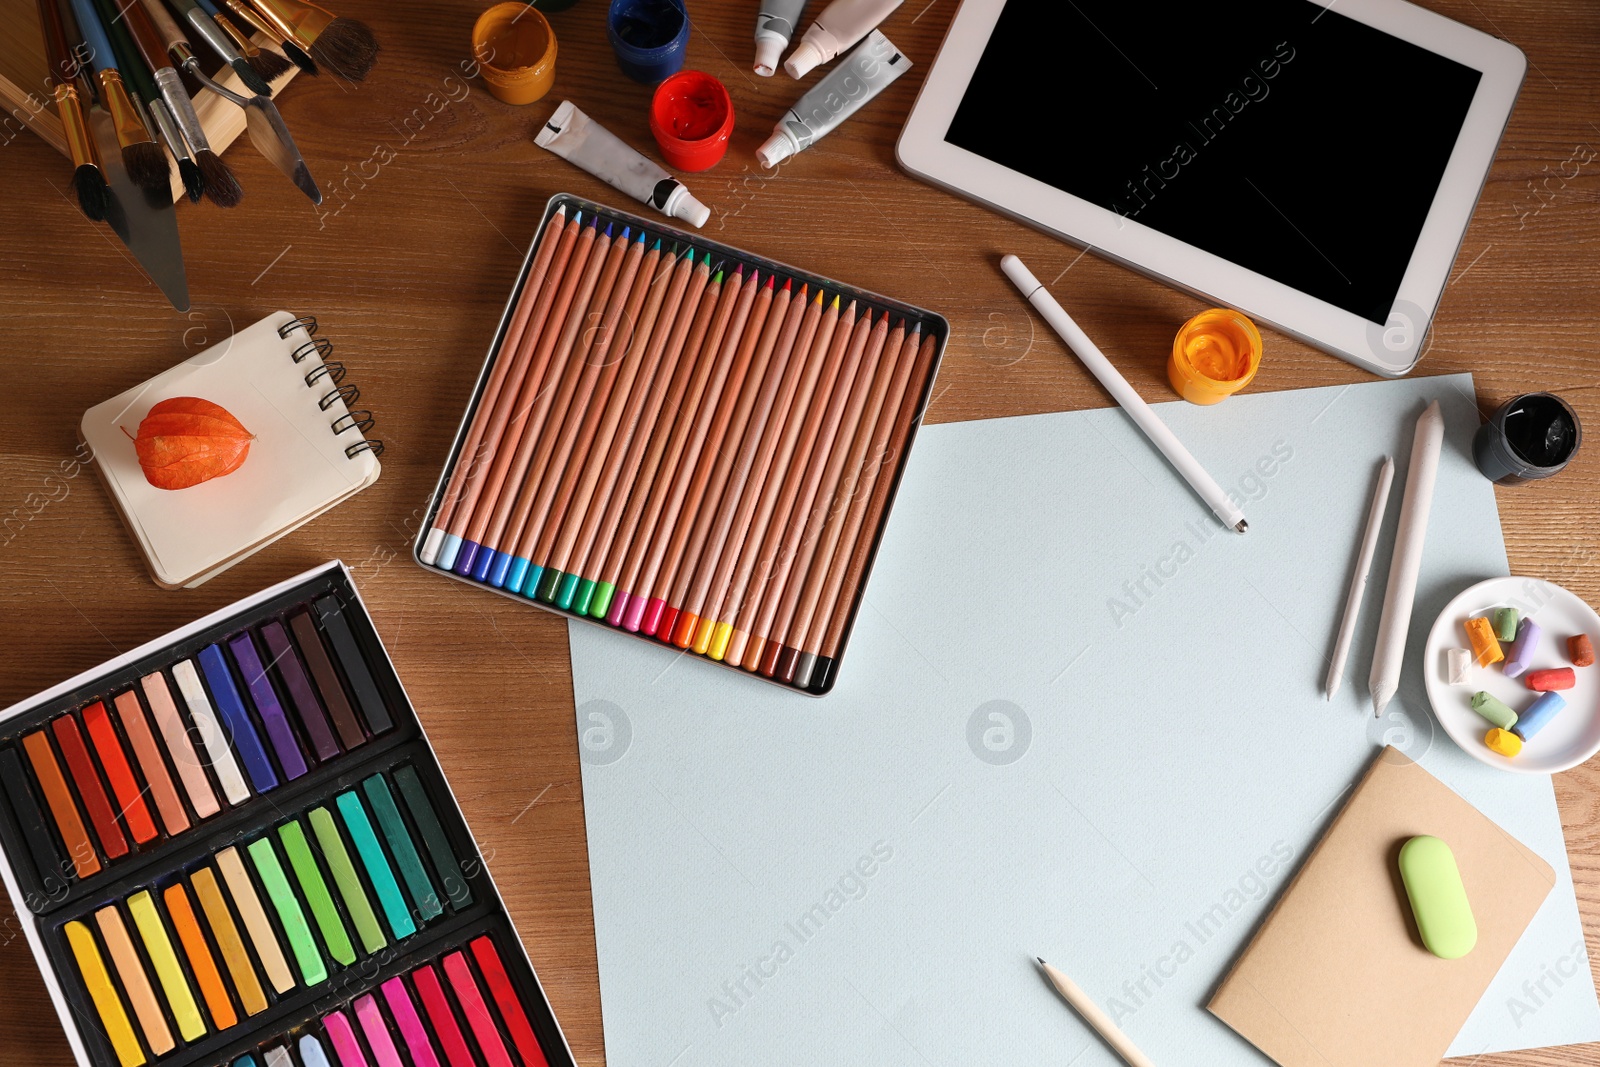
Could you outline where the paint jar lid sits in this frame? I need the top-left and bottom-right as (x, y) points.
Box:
(650, 70), (734, 173)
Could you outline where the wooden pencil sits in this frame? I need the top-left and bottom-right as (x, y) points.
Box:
(666, 277), (800, 650)
(426, 209), (578, 569)
(599, 260), (727, 628)
(769, 314), (899, 684)
(722, 294), (843, 667)
(646, 272), (777, 639)
(548, 245), (697, 617)
(474, 223), (630, 587)
(792, 323), (924, 688)
(680, 283), (814, 656)
(753, 309), (881, 678)
(809, 330), (936, 691)
(450, 217), (606, 580)
(630, 269), (761, 636)
(521, 234), (662, 605)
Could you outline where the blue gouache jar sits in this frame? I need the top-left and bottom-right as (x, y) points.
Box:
(608, 0), (690, 83)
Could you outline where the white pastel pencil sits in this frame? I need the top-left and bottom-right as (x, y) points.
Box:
(1368, 400), (1444, 717)
(1324, 455), (1395, 700)
(1035, 958), (1156, 1067)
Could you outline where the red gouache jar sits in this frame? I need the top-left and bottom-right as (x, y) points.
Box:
(649, 70), (734, 172)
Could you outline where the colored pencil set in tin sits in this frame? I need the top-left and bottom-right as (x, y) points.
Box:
(418, 195), (946, 694)
(0, 563), (574, 1067)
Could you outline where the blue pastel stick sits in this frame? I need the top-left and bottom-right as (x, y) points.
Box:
(506, 557), (532, 594)
(197, 644), (279, 792)
(336, 790), (417, 939)
(1512, 691), (1566, 741)
(471, 547), (495, 583)
(487, 551), (514, 588)
(232, 1056), (258, 1067)
(453, 540), (481, 576)
(298, 1035), (333, 1067)
(437, 533), (463, 570)
(227, 633), (308, 780)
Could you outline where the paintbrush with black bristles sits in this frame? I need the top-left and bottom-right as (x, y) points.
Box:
(162, 0), (273, 94)
(220, 0), (316, 74)
(90, 0), (204, 201)
(63, 0), (171, 193)
(247, 0), (377, 81)
(196, 0), (293, 82)
(131, 0), (245, 205)
(36, 0), (109, 219)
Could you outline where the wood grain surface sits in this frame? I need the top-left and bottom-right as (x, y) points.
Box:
(1, 0), (1597, 1064)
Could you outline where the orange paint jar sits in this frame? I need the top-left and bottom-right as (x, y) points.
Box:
(473, 4), (558, 105)
(1168, 309), (1263, 405)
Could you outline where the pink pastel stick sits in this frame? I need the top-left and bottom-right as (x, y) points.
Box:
(442, 951), (514, 1067)
(414, 964), (477, 1067)
(322, 1010), (371, 1067)
(382, 977), (442, 1067)
(355, 995), (405, 1067)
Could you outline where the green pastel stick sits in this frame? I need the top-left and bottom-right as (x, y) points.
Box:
(394, 765), (472, 908)
(246, 838), (327, 986)
(1493, 607), (1519, 642)
(362, 774), (442, 920)
(279, 820), (356, 966)
(336, 790), (416, 939)
(309, 807), (387, 954)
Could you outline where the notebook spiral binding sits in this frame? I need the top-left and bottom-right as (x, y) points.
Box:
(279, 315), (385, 459)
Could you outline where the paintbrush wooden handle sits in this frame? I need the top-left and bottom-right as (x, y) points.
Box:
(120, 0), (180, 74)
(138, 0), (190, 52)
(36, 0), (77, 86)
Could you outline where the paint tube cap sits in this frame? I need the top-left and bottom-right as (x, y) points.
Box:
(756, 127), (799, 168)
(783, 37), (828, 78)
(665, 185), (710, 228)
(754, 35), (784, 76)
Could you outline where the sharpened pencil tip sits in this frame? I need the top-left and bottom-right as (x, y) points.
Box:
(829, 295), (840, 309)
(573, 210), (582, 224)
(764, 275), (776, 290)
(1036, 957), (1046, 967)
(702, 251), (713, 265)
(651, 238), (661, 250)
(555, 205), (566, 217)
(780, 278), (792, 292)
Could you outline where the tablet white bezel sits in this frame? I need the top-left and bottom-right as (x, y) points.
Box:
(896, 0), (1526, 376)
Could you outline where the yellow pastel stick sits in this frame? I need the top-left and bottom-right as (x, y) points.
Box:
(64, 921), (146, 1067)
(94, 905), (174, 1055)
(190, 868), (269, 1016)
(217, 847), (296, 993)
(127, 891), (206, 1042)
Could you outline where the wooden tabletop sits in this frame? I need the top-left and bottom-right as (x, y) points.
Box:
(2, 0), (1598, 1064)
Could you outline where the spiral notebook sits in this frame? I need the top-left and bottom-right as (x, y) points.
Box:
(80, 312), (383, 589)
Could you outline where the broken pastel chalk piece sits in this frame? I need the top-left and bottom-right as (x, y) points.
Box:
(1493, 607), (1520, 642)
(1570, 634), (1595, 667)
(1485, 727), (1522, 757)
(1447, 648), (1471, 686)
(1465, 617), (1503, 667)
(1511, 690), (1566, 741)
(1527, 667), (1575, 692)
(1503, 617), (1543, 678)
(1469, 691), (1518, 730)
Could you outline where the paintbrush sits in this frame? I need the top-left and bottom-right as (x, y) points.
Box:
(63, 0), (171, 193)
(36, 0), (109, 219)
(220, 0), (317, 74)
(246, 0), (378, 80)
(195, 0), (294, 81)
(124, 0), (244, 206)
(163, 0), (273, 94)
(141, 0), (315, 203)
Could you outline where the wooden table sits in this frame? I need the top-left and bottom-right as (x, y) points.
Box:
(2, 0), (1597, 1063)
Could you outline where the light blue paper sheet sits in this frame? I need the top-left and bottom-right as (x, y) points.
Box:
(571, 373), (1600, 1066)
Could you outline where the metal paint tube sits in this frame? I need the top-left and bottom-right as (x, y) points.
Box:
(754, 0), (808, 76)
(534, 100), (710, 228)
(757, 30), (910, 168)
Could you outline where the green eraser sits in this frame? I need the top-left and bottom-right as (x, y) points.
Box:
(1398, 835), (1477, 959)
(1493, 608), (1520, 642)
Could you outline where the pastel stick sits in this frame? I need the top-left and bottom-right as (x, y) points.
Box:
(227, 632), (309, 779)
(247, 837), (327, 985)
(196, 645), (278, 793)
(313, 595), (394, 734)
(395, 765), (472, 908)
(336, 790), (416, 939)
(260, 620), (341, 760)
(289, 610), (367, 749)
(0, 745), (69, 895)
(280, 820), (356, 965)
(363, 774), (442, 920)
(310, 806), (387, 954)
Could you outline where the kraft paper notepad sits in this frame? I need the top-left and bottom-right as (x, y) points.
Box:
(571, 373), (1600, 1066)
(80, 312), (383, 588)
(1208, 747), (1555, 1067)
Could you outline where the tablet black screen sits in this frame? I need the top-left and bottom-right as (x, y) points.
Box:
(945, 1), (1482, 324)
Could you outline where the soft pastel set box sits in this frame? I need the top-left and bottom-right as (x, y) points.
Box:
(415, 194), (948, 695)
(0, 562), (574, 1067)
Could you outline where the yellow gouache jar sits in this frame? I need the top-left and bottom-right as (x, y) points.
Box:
(1168, 309), (1263, 405)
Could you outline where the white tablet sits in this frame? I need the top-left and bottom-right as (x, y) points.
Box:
(897, 0), (1525, 376)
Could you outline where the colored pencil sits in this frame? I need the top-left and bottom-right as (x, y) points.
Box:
(643, 270), (772, 638)
(809, 331), (937, 691)
(596, 258), (724, 626)
(769, 313), (896, 683)
(620, 266), (749, 633)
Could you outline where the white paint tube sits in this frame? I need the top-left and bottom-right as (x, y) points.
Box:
(754, 0), (809, 76)
(757, 31), (911, 168)
(535, 100), (710, 228)
(783, 0), (902, 78)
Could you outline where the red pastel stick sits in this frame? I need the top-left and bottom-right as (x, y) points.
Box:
(471, 936), (549, 1067)
(51, 713), (128, 859)
(80, 702), (157, 844)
